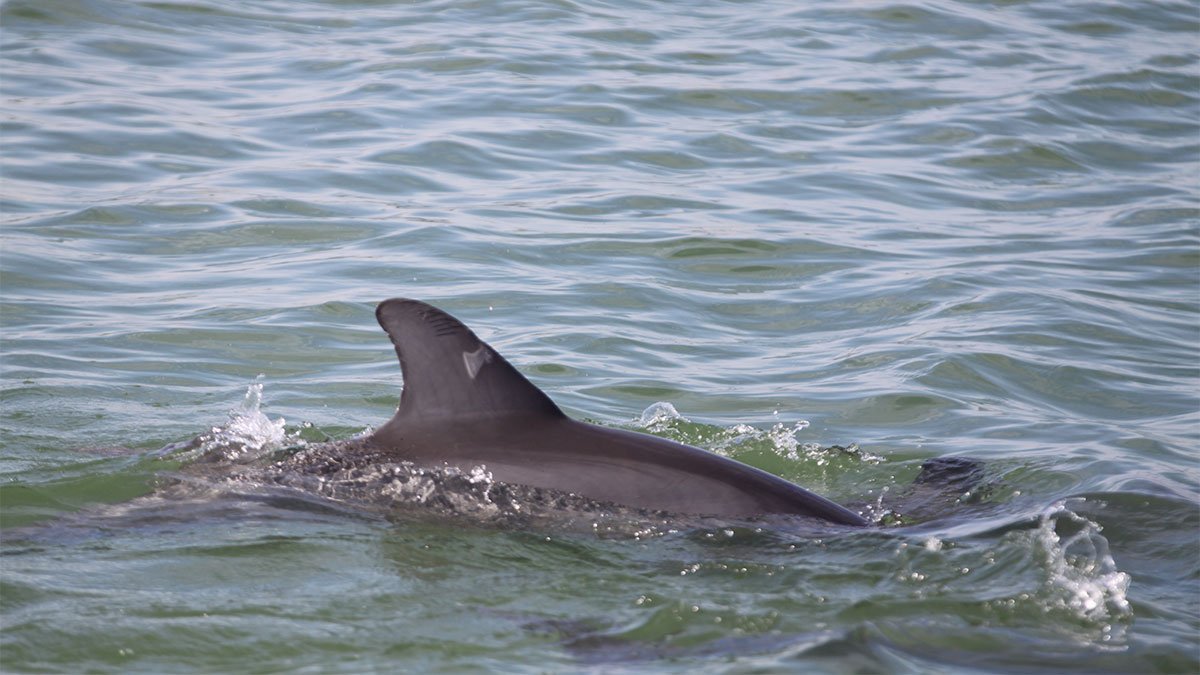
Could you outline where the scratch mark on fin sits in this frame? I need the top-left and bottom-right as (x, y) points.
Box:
(429, 314), (460, 337)
(462, 345), (492, 379)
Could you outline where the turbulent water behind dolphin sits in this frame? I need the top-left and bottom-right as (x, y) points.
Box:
(2, 0), (1197, 673)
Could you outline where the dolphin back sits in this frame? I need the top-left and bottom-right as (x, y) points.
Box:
(368, 297), (868, 526)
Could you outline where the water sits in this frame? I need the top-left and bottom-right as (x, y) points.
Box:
(2, 0), (1197, 671)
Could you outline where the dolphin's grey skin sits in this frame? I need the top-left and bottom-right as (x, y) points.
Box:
(360, 298), (870, 527)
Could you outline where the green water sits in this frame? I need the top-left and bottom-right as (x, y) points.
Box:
(2, 0), (1197, 672)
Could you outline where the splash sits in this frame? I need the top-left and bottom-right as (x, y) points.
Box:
(636, 402), (881, 466)
(370, 463), (503, 516)
(1036, 499), (1132, 626)
(638, 401), (683, 432)
(194, 380), (288, 462)
(715, 420), (832, 463)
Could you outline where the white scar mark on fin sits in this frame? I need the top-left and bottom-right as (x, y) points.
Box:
(462, 345), (492, 379)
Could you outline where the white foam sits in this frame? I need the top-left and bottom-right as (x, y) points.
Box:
(197, 380), (288, 461)
(1036, 499), (1132, 625)
(638, 401), (683, 431)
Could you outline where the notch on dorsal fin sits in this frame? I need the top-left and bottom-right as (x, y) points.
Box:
(373, 298), (564, 426)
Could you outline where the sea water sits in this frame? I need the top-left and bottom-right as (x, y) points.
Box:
(2, 0), (1197, 672)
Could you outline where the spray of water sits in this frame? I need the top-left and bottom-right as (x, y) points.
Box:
(1036, 499), (1132, 625)
(637, 401), (881, 467)
(190, 379), (289, 462)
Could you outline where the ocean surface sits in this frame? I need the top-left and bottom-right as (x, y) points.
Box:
(2, 0), (1197, 672)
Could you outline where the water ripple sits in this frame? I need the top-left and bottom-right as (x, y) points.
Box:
(2, 0), (1197, 671)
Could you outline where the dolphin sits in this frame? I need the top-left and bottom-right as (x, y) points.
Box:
(357, 298), (870, 527)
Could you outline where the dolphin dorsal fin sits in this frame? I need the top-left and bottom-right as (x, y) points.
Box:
(373, 298), (564, 426)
